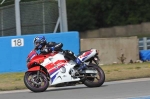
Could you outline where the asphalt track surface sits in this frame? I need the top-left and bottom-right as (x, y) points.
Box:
(0, 78), (150, 99)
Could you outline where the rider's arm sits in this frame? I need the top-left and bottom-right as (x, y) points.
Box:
(47, 42), (63, 51)
(40, 42), (63, 53)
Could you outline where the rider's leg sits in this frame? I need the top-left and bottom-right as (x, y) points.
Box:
(75, 58), (87, 71)
(63, 50), (87, 71)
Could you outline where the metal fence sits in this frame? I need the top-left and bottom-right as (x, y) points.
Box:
(139, 37), (150, 50)
(0, 4), (16, 36)
(0, 0), (58, 36)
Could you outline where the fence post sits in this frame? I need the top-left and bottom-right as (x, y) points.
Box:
(15, 0), (21, 36)
(58, 0), (68, 32)
(143, 37), (147, 50)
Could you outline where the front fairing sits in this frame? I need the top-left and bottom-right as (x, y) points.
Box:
(27, 50), (38, 62)
(26, 50), (45, 69)
(26, 50), (58, 69)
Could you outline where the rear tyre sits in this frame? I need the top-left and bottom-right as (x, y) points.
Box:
(83, 64), (105, 87)
(24, 71), (49, 92)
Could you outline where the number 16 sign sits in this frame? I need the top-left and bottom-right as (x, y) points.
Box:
(11, 38), (24, 47)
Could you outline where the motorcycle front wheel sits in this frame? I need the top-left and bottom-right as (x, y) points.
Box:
(24, 71), (49, 92)
(83, 63), (105, 87)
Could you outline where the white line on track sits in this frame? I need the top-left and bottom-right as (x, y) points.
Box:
(117, 95), (150, 99)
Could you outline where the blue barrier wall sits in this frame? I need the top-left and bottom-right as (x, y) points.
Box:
(0, 31), (79, 73)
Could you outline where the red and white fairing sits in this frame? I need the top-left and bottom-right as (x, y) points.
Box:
(78, 49), (97, 62)
(27, 49), (98, 86)
(40, 52), (79, 85)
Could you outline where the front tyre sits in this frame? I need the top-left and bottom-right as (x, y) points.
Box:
(24, 71), (49, 92)
(83, 64), (105, 87)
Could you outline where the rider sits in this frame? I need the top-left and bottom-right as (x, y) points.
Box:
(33, 36), (87, 74)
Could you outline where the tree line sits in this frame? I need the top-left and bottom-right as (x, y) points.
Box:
(67, 0), (150, 32)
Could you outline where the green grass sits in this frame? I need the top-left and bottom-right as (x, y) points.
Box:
(101, 62), (150, 81)
(0, 72), (26, 91)
(1, 62), (150, 91)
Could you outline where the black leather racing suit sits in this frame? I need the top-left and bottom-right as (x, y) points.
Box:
(40, 42), (86, 72)
(40, 42), (63, 54)
(40, 42), (77, 61)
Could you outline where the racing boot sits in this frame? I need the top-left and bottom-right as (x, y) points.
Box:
(71, 58), (87, 77)
(75, 58), (87, 74)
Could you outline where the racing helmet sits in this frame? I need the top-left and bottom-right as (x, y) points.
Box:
(33, 36), (46, 49)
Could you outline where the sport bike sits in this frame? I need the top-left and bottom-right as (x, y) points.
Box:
(24, 48), (105, 92)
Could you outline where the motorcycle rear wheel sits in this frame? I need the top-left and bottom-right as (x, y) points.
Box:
(24, 71), (49, 92)
(83, 63), (105, 87)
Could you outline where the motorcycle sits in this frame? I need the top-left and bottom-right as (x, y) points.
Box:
(24, 48), (105, 92)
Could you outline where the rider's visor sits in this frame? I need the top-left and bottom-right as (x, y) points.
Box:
(34, 42), (40, 47)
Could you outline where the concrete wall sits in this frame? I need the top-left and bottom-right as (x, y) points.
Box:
(80, 22), (150, 38)
(80, 36), (139, 64)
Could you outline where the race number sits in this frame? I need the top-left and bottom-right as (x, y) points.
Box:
(11, 38), (24, 47)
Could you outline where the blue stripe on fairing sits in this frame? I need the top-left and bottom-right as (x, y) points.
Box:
(82, 56), (88, 61)
(127, 96), (150, 99)
(49, 64), (65, 75)
(49, 64), (65, 83)
(50, 69), (58, 75)
(28, 53), (36, 60)
(51, 72), (58, 83)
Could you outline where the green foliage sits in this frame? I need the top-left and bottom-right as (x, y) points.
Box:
(66, 0), (96, 32)
(67, 0), (150, 32)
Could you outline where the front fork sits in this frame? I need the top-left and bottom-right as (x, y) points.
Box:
(37, 71), (40, 79)
(36, 70), (50, 82)
(30, 70), (43, 85)
(27, 66), (50, 81)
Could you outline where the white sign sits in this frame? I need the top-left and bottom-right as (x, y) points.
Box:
(11, 38), (24, 47)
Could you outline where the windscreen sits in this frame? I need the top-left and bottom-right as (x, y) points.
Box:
(27, 50), (37, 62)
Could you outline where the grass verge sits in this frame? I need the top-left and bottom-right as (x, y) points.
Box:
(101, 62), (150, 81)
(0, 73), (26, 91)
(0, 62), (150, 91)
